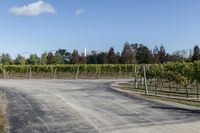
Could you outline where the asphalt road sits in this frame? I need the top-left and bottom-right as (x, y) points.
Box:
(0, 80), (200, 133)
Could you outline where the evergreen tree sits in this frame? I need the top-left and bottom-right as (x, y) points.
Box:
(152, 45), (159, 63)
(47, 52), (54, 65)
(136, 44), (151, 64)
(71, 49), (79, 64)
(1, 53), (13, 65)
(54, 53), (64, 64)
(27, 54), (40, 65)
(158, 45), (166, 63)
(192, 45), (200, 61)
(87, 50), (98, 64)
(97, 52), (108, 64)
(40, 52), (48, 65)
(108, 47), (118, 64)
(14, 54), (26, 65)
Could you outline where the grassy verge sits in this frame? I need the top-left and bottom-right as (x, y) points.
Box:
(138, 94), (200, 107)
(116, 83), (200, 107)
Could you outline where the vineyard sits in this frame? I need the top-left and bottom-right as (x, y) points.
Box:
(121, 61), (200, 100)
(0, 64), (136, 79)
(1, 62), (200, 100)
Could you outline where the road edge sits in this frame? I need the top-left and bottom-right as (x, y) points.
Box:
(0, 91), (9, 133)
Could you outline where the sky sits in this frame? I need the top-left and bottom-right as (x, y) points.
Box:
(1, 0), (200, 57)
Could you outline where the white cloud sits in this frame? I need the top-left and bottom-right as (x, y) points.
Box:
(9, 1), (56, 16)
(75, 9), (85, 16)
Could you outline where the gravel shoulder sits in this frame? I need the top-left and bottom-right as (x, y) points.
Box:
(0, 91), (7, 133)
(0, 79), (199, 133)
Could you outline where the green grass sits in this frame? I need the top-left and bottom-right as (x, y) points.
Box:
(119, 82), (200, 98)
(141, 94), (200, 107)
(117, 83), (200, 107)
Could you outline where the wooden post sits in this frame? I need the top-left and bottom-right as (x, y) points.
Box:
(130, 67), (134, 88)
(51, 67), (53, 79)
(3, 69), (5, 79)
(143, 66), (148, 95)
(98, 68), (101, 79)
(197, 83), (199, 100)
(195, 63), (199, 100)
(76, 67), (79, 80)
(134, 66), (138, 89)
(29, 67), (32, 79)
(54, 68), (57, 79)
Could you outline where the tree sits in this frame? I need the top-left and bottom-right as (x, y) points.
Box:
(108, 47), (118, 64)
(136, 44), (152, 64)
(54, 53), (64, 64)
(116, 52), (121, 63)
(71, 49), (79, 64)
(192, 45), (200, 62)
(47, 52), (54, 65)
(97, 52), (108, 64)
(121, 42), (135, 64)
(87, 50), (98, 64)
(1, 53), (13, 65)
(158, 45), (166, 63)
(169, 50), (188, 62)
(55, 49), (71, 64)
(27, 54), (40, 65)
(152, 46), (160, 63)
(79, 53), (87, 64)
(14, 54), (26, 65)
(40, 52), (48, 65)
(129, 43), (138, 63)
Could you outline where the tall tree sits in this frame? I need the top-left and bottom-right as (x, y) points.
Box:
(108, 47), (118, 64)
(116, 52), (121, 64)
(71, 49), (79, 64)
(121, 42), (135, 64)
(79, 53), (87, 64)
(54, 53), (64, 64)
(87, 50), (98, 64)
(158, 45), (166, 63)
(55, 49), (71, 64)
(136, 44), (152, 64)
(47, 52), (54, 65)
(1, 53), (13, 65)
(129, 43), (138, 63)
(27, 54), (40, 65)
(14, 54), (26, 65)
(152, 45), (159, 63)
(192, 45), (200, 61)
(40, 52), (48, 65)
(97, 52), (108, 64)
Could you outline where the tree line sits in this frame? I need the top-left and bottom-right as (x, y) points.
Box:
(0, 42), (199, 65)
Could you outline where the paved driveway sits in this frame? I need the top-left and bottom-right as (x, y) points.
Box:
(0, 80), (199, 133)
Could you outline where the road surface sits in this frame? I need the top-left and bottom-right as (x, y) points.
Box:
(0, 80), (199, 133)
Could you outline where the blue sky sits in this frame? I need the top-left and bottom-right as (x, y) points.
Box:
(0, 0), (200, 57)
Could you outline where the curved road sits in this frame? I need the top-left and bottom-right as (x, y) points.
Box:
(0, 80), (200, 133)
